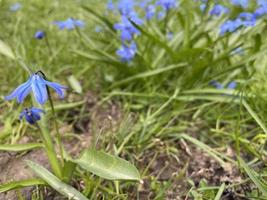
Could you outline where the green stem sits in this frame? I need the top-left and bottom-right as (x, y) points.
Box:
(44, 37), (53, 56)
(47, 86), (65, 165)
(36, 123), (62, 178)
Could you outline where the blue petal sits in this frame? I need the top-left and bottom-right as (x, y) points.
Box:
(227, 81), (237, 89)
(25, 114), (35, 124)
(31, 107), (45, 114)
(5, 78), (32, 103)
(31, 75), (48, 104)
(45, 81), (67, 99)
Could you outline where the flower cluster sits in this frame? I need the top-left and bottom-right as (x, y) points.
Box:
(5, 72), (67, 124)
(107, 0), (178, 62)
(201, 0), (267, 34)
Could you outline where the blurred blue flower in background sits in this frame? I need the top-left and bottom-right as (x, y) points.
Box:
(231, 0), (249, 8)
(210, 4), (229, 16)
(210, 80), (237, 89)
(54, 18), (85, 30)
(118, 0), (136, 15)
(145, 5), (156, 20)
(116, 42), (137, 62)
(156, 0), (178, 11)
(34, 30), (45, 39)
(19, 107), (45, 124)
(5, 73), (67, 105)
(10, 2), (22, 12)
(220, 12), (256, 34)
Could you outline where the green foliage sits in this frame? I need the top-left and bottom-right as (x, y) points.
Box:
(73, 149), (141, 181)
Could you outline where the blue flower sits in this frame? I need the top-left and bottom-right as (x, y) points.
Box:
(19, 107), (45, 124)
(107, 0), (115, 10)
(231, 0), (249, 8)
(116, 42), (137, 62)
(145, 5), (156, 20)
(5, 73), (67, 105)
(210, 4), (229, 16)
(34, 30), (45, 39)
(117, 0), (136, 15)
(10, 3), (22, 12)
(114, 15), (142, 41)
(156, 0), (178, 11)
(210, 80), (237, 89)
(54, 18), (85, 30)
(220, 19), (243, 34)
(238, 12), (257, 26)
(220, 13), (256, 34)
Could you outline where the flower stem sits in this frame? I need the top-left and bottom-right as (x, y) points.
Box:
(36, 123), (62, 178)
(47, 86), (65, 165)
(44, 36), (53, 56)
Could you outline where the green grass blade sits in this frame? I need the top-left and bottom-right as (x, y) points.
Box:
(242, 100), (267, 135)
(239, 158), (267, 197)
(177, 134), (235, 166)
(26, 160), (88, 200)
(0, 179), (45, 193)
(0, 40), (15, 59)
(214, 183), (225, 200)
(111, 63), (187, 88)
(0, 143), (43, 151)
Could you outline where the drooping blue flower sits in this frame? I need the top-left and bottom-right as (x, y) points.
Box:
(210, 4), (229, 16)
(231, 0), (249, 8)
(34, 30), (45, 39)
(5, 73), (67, 105)
(114, 15), (142, 41)
(156, 0), (178, 11)
(19, 107), (45, 124)
(116, 42), (137, 62)
(54, 18), (85, 30)
(10, 2), (22, 12)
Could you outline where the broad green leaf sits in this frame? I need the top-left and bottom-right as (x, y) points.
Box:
(0, 40), (15, 59)
(68, 75), (82, 94)
(74, 149), (140, 181)
(26, 160), (88, 200)
(0, 179), (45, 193)
(239, 158), (267, 197)
(0, 143), (43, 152)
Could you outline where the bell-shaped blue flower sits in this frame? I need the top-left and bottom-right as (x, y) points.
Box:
(19, 107), (45, 124)
(5, 73), (67, 105)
